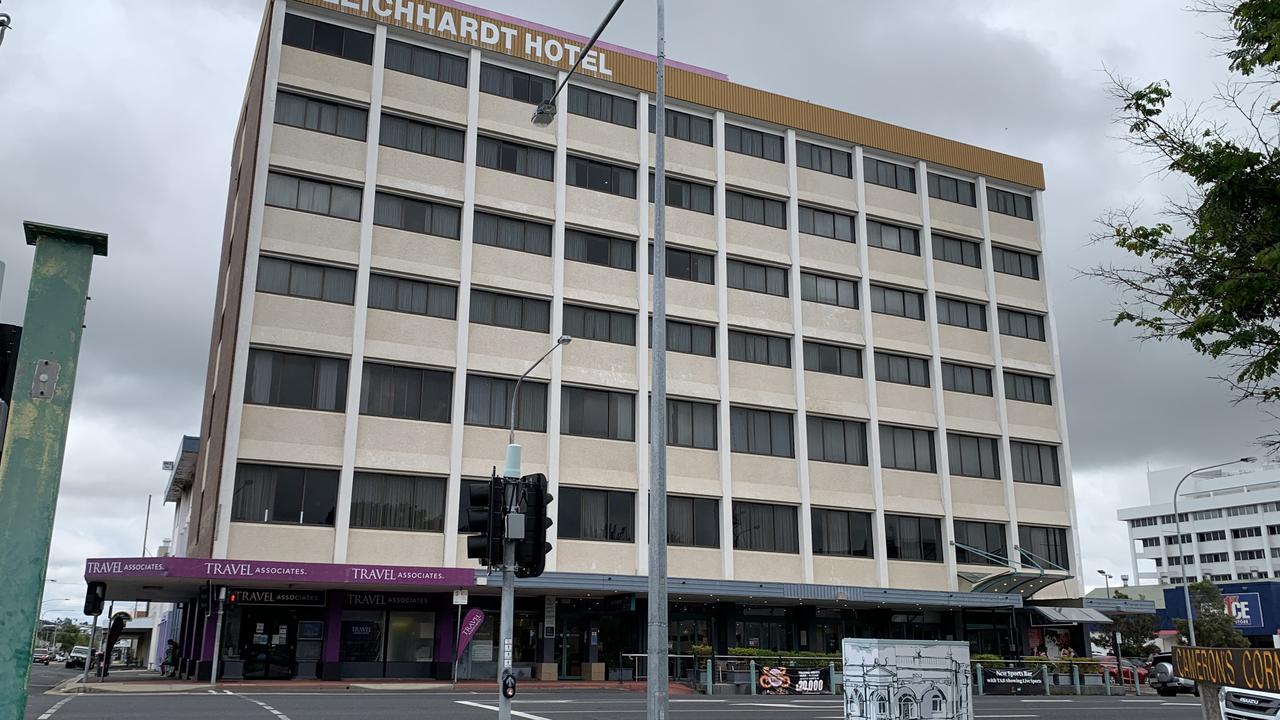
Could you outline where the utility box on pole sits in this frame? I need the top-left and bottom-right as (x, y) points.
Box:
(0, 222), (107, 720)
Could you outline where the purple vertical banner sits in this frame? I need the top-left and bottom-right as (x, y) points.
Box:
(455, 609), (485, 661)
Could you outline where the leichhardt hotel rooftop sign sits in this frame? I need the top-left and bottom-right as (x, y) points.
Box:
(294, 0), (1048, 189)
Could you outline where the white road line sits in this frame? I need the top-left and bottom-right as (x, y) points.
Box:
(1163, 702), (1200, 706)
(36, 697), (74, 720)
(975, 715), (1039, 718)
(1018, 699), (1072, 702)
(1121, 699), (1166, 702)
(456, 700), (554, 720)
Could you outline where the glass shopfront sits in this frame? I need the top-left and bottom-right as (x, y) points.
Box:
(339, 592), (440, 678)
(222, 588), (328, 680)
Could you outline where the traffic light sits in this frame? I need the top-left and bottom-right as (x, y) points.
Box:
(463, 477), (504, 567)
(83, 581), (105, 617)
(515, 473), (552, 579)
(197, 585), (210, 616)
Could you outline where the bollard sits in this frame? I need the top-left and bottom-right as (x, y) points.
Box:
(1041, 664), (1050, 696)
(975, 663), (984, 696)
(749, 660), (757, 696)
(1103, 666), (1111, 696)
(830, 662), (838, 696)
(707, 658), (713, 696)
(1072, 664), (1080, 695)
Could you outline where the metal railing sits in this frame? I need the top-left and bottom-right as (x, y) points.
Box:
(621, 653), (843, 695)
(971, 658), (1145, 696)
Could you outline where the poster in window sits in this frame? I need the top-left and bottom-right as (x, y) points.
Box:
(341, 620), (383, 662)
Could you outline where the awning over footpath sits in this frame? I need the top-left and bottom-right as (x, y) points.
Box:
(958, 569), (1073, 597)
(1029, 605), (1113, 625)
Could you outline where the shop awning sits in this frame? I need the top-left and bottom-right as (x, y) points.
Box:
(1030, 606), (1112, 625)
(958, 569), (1072, 597)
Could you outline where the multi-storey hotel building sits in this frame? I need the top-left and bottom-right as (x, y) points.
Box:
(86, 0), (1137, 683)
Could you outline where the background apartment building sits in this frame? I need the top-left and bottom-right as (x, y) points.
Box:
(89, 0), (1109, 682)
(1121, 462), (1280, 585)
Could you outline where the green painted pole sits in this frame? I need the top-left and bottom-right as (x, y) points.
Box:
(0, 222), (107, 720)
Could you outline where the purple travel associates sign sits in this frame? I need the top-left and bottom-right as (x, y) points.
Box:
(456, 608), (485, 661)
(84, 556), (474, 588)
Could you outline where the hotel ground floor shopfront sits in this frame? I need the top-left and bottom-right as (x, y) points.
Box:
(85, 557), (1152, 682)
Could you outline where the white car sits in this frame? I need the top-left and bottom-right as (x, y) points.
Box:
(1220, 686), (1280, 718)
(65, 646), (90, 669)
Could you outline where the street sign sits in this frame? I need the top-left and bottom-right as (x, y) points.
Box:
(453, 589), (468, 605)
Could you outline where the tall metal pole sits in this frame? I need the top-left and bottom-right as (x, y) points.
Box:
(0, 222), (107, 719)
(81, 614), (98, 689)
(142, 494), (152, 556)
(647, 0), (670, 716)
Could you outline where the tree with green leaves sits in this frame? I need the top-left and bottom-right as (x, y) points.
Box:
(1089, 0), (1280, 451)
(1094, 591), (1161, 657)
(53, 618), (87, 653)
(1174, 580), (1249, 647)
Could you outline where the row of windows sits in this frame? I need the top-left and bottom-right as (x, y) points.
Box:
(725, 124), (785, 162)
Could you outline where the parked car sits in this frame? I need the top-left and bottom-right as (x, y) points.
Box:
(1148, 653), (1197, 697)
(65, 645), (90, 669)
(31, 650), (50, 665)
(1220, 686), (1280, 718)
(1093, 655), (1149, 685)
(54, 653), (66, 663)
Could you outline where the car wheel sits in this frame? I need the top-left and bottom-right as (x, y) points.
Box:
(1157, 688), (1174, 697)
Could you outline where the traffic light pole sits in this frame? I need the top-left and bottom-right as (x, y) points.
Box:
(0, 223), (107, 719)
(497, 443), (520, 720)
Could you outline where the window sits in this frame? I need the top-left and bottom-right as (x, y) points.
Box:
(725, 124), (784, 162)
(668, 496), (719, 547)
(563, 304), (636, 345)
(1266, 502), (1280, 512)
(649, 174), (715, 214)
(275, 91), (367, 140)
(479, 63), (554, 104)
(1010, 441), (1059, 485)
(1164, 533), (1190, 545)
(1130, 517), (1158, 528)
(559, 487), (634, 542)
(257, 256), (355, 304)
(936, 296), (987, 331)
(932, 234), (982, 268)
(728, 330), (790, 368)
(730, 407), (794, 458)
(803, 341), (862, 378)
(998, 308), (1046, 341)
(282, 14), (373, 63)
(796, 141), (852, 177)
(884, 514), (942, 561)
(1168, 555), (1194, 566)
(1201, 552), (1229, 563)
(350, 472), (445, 532)
(1018, 525), (1069, 570)
(473, 212), (552, 255)
(648, 105), (712, 145)
(953, 520), (1007, 564)
(1139, 537), (1161, 547)
(866, 219), (920, 255)
(988, 187), (1034, 220)
(927, 172), (976, 207)
(667, 398), (718, 450)
(1194, 509), (1223, 521)
(265, 172), (361, 220)
(880, 425), (936, 472)
(733, 501), (799, 553)
(807, 416), (868, 465)
(1228, 504), (1259, 517)
(812, 508), (872, 557)
(799, 206), (854, 242)
(870, 285), (925, 320)
(1232, 527), (1262, 539)
(245, 349), (348, 412)
(384, 39), (467, 86)
(464, 374), (547, 432)
(992, 246), (1040, 280)
(1005, 372), (1052, 405)
(372, 192), (461, 238)
(568, 85), (637, 127)
(1270, 525), (1280, 535)
(476, 136), (554, 180)
(470, 290), (550, 332)
(941, 362), (992, 396)
(727, 259), (788, 297)
(1160, 513), (1190, 523)
(665, 319), (716, 357)
(561, 386), (635, 441)
(1210, 573), (1234, 581)
(568, 156), (637, 198)
(800, 272), (858, 309)
(379, 114), (465, 161)
(947, 433), (1001, 479)
(360, 362), (452, 422)
(650, 244), (716, 283)
(565, 229), (636, 271)
(1197, 530), (1226, 542)
(864, 157), (916, 192)
(232, 463), (339, 525)
(726, 190), (786, 228)
(874, 351), (929, 387)
(368, 274), (456, 319)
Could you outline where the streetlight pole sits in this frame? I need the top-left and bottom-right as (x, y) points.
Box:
(1174, 457), (1257, 646)
(497, 336), (570, 720)
(647, 1), (670, 718)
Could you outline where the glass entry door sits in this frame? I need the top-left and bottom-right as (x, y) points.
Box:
(240, 609), (296, 680)
(557, 613), (586, 679)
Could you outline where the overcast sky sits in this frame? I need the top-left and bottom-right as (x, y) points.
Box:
(2, 0), (1273, 620)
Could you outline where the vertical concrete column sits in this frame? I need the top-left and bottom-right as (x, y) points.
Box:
(0, 222), (107, 718)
